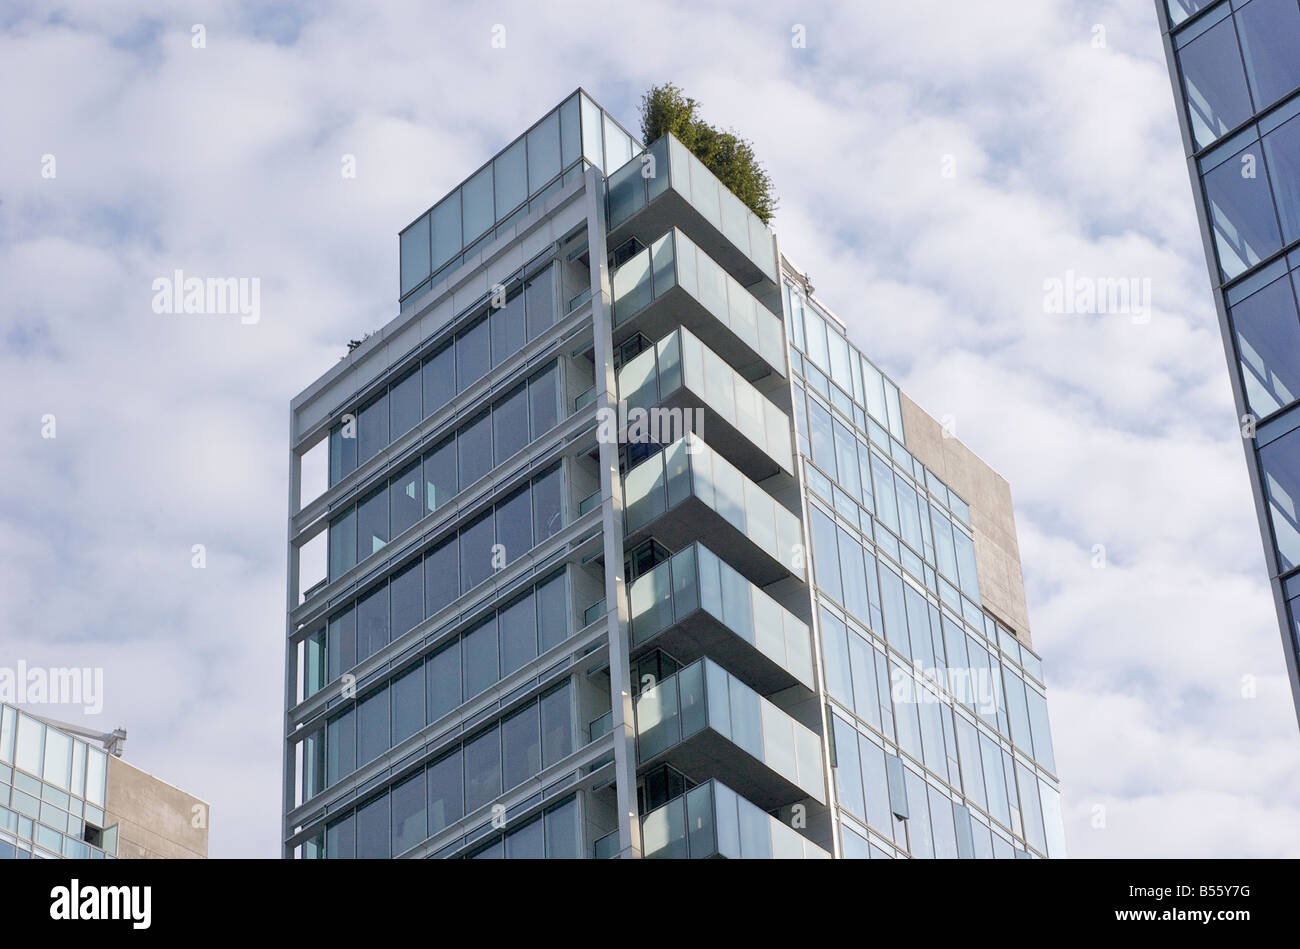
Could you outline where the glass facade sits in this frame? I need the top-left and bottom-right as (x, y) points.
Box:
(1160, 0), (1300, 721)
(0, 703), (117, 860)
(287, 89), (1064, 859)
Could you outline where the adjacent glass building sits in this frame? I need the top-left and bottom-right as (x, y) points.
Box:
(283, 89), (1065, 858)
(1157, 0), (1300, 726)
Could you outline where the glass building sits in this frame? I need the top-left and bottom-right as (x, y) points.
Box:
(1157, 0), (1300, 726)
(283, 89), (1066, 859)
(0, 702), (209, 859)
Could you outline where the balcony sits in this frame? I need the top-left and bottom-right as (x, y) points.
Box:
(607, 134), (778, 296)
(609, 229), (785, 381)
(628, 542), (814, 695)
(635, 657), (825, 809)
(618, 326), (793, 482)
(622, 434), (805, 586)
(641, 779), (830, 859)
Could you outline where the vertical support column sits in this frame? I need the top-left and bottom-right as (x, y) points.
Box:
(282, 424), (302, 858)
(583, 166), (642, 859)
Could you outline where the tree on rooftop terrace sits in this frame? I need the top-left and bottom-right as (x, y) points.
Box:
(639, 83), (778, 224)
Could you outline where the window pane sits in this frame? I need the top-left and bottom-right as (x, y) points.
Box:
(326, 709), (355, 786)
(424, 536), (459, 616)
(392, 662), (425, 745)
(464, 726), (501, 812)
(494, 139), (527, 217)
(463, 614), (499, 699)
(42, 729), (71, 789)
(423, 437), (456, 514)
(544, 797), (580, 858)
(358, 392), (388, 464)
(389, 367), (421, 439)
(1178, 17), (1253, 149)
(531, 465), (563, 543)
(457, 411), (492, 488)
(356, 485), (389, 560)
(426, 639), (462, 723)
(527, 110), (562, 191)
(529, 364), (558, 437)
(536, 571), (569, 652)
(490, 289), (527, 369)
(525, 267), (555, 340)
(493, 385), (529, 464)
(389, 461), (423, 537)
(1260, 426), (1300, 570)
(1231, 272), (1300, 416)
(499, 591), (538, 677)
(391, 770), (426, 855)
(389, 559), (423, 639)
(1203, 141), (1282, 281)
(1237, 0), (1300, 110)
(356, 793), (390, 859)
(505, 817), (544, 859)
(329, 508), (356, 580)
(430, 192), (461, 272)
(422, 343), (455, 418)
(427, 749), (463, 835)
(400, 215), (430, 297)
(326, 813), (355, 859)
(541, 682), (573, 767)
(495, 485), (533, 569)
(356, 582), (389, 662)
(463, 166), (494, 243)
(459, 510), (496, 594)
(358, 687), (390, 766)
(1263, 113), (1300, 244)
(456, 317), (490, 394)
(329, 423), (357, 486)
(327, 607), (356, 681)
(502, 703), (541, 791)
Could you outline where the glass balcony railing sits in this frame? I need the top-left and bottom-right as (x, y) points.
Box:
(628, 542), (814, 693)
(606, 134), (778, 291)
(609, 229), (786, 379)
(578, 489), (602, 516)
(634, 657), (825, 807)
(622, 434), (805, 585)
(618, 326), (793, 479)
(593, 830), (619, 859)
(641, 779), (830, 859)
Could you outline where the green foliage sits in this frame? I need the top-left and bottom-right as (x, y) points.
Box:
(639, 83), (777, 224)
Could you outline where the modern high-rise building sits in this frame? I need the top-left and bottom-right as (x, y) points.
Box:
(1156, 0), (1300, 726)
(283, 89), (1065, 859)
(0, 702), (210, 859)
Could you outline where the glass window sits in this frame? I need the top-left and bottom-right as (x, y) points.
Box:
(490, 288), (527, 369)
(400, 215), (430, 297)
(327, 607), (356, 681)
(358, 687), (390, 766)
(493, 385), (529, 464)
(390, 461), (423, 537)
(42, 729), (71, 789)
(1260, 426), (1300, 569)
(329, 422), (357, 486)
(326, 813), (355, 859)
(807, 398), (835, 476)
(464, 726), (501, 812)
(428, 749), (463, 835)
(391, 770), (426, 855)
(1263, 113), (1300, 244)
(356, 582), (389, 662)
(1178, 15), (1253, 149)
(821, 609), (854, 707)
(505, 817), (544, 859)
(356, 485), (389, 560)
(389, 559), (423, 639)
(580, 95), (604, 170)
(540, 683), (573, 767)
(423, 437), (456, 514)
(358, 392), (388, 465)
(536, 571), (569, 652)
(462, 166), (494, 243)
(389, 367), (421, 439)
(426, 638), (462, 723)
(1203, 140), (1282, 280)
(463, 614), (499, 699)
(456, 317), (490, 394)
(494, 139), (527, 218)
(422, 343), (455, 418)
(392, 662), (425, 745)
(495, 485), (533, 569)
(808, 506), (842, 603)
(329, 508), (356, 580)
(527, 110), (562, 191)
(544, 796), (580, 858)
(431, 192), (461, 273)
(838, 528), (871, 627)
(502, 703), (541, 791)
(525, 267), (555, 340)
(1237, 0), (1300, 110)
(326, 708), (355, 786)
(459, 510), (496, 594)
(499, 591), (538, 677)
(457, 411), (492, 488)
(529, 364), (558, 437)
(356, 793), (390, 859)
(424, 536), (459, 616)
(532, 465), (563, 543)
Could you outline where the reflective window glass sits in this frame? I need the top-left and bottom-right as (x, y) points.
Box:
(426, 639), (461, 723)
(424, 536), (459, 616)
(457, 411), (492, 488)
(356, 582), (389, 662)
(389, 367), (421, 439)
(1231, 271), (1300, 415)
(422, 343), (455, 418)
(1236, 0), (1300, 109)
(1178, 16), (1253, 149)
(456, 317), (490, 394)
(459, 511), (496, 594)
(1203, 140), (1282, 280)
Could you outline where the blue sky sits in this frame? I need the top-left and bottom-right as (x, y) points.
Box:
(2, 0), (1297, 857)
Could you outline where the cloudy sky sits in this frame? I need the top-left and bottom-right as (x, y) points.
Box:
(2, 0), (1297, 858)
